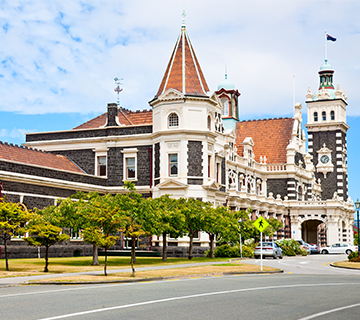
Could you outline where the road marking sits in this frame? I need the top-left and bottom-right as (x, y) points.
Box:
(288, 272), (292, 274)
(298, 302), (360, 319)
(35, 282), (360, 320)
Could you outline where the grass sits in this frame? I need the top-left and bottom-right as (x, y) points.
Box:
(0, 256), (230, 278)
(332, 261), (360, 269)
(30, 263), (279, 283)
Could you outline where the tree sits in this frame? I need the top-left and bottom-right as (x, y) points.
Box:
(0, 200), (31, 271)
(56, 192), (101, 266)
(81, 193), (127, 276)
(120, 182), (155, 276)
(24, 206), (69, 272)
(152, 195), (184, 261)
(202, 205), (240, 258)
(264, 217), (283, 238)
(178, 198), (205, 260)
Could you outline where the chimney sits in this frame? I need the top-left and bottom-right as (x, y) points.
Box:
(106, 103), (119, 127)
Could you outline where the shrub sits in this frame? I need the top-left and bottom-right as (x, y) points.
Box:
(240, 245), (254, 258)
(348, 251), (359, 261)
(281, 245), (296, 256)
(276, 239), (307, 256)
(244, 238), (255, 248)
(213, 244), (239, 258)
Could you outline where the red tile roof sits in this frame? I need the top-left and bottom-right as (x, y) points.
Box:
(0, 141), (84, 174)
(156, 26), (209, 97)
(74, 108), (153, 130)
(235, 117), (294, 164)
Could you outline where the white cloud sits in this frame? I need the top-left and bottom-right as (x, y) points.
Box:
(0, 0), (359, 117)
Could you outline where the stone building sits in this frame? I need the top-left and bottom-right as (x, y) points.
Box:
(0, 21), (354, 258)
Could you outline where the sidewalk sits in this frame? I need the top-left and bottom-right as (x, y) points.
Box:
(0, 261), (236, 287)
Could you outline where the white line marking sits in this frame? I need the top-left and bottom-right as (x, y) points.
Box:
(298, 302), (360, 319)
(36, 283), (360, 320)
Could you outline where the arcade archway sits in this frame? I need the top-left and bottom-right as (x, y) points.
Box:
(301, 219), (327, 245)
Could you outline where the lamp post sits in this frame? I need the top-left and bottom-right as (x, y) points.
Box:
(238, 219), (244, 259)
(355, 199), (360, 257)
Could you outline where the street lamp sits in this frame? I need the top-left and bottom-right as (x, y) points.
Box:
(355, 199), (360, 257)
(238, 219), (244, 259)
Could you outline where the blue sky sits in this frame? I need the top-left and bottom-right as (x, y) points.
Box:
(1, 0), (360, 202)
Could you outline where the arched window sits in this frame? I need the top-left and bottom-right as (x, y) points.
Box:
(314, 112), (318, 122)
(207, 115), (211, 130)
(322, 111), (326, 121)
(168, 113), (179, 128)
(330, 110), (335, 121)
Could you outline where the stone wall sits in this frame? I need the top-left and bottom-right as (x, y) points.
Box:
(26, 125), (153, 142)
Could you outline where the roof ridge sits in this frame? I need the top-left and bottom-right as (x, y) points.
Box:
(240, 116), (293, 123)
(0, 140), (49, 153)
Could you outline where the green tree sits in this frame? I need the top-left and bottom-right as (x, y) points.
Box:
(81, 193), (126, 276)
(56, 192), (101, 266)
(178, 198), (205, 260)
(202, 205), (243, 258)
(264, 217), (283, 238)
(120, 182), (155, 276)
(0, 200), (31, 271)
(24, 206), (69, 272)
(152, 195), (184, 261)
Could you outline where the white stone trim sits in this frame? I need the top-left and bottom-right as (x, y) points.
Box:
(336, 139), (342, 144)
(336, 132), (342, 137)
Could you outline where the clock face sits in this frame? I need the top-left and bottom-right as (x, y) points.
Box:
(320, 155), (329, 164)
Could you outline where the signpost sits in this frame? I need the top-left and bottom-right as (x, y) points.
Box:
(254, 216), (269, 271)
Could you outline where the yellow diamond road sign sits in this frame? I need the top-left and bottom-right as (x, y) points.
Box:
(254, 216), (269, 232)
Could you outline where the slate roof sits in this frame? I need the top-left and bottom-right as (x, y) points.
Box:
(0, 141), (85, 173)
(74, 108), (153, 130)
(155, 26), (209, 97)
(235, 117), (294, 164)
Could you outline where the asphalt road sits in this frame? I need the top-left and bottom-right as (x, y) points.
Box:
(245, 253), (360, 275)
(1, 254), (360, 320)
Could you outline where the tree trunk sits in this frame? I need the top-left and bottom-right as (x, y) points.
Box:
(92, 244), (99, 265)
(131, 237), (136, 277)
(188, 232), (193, 260)
(104, 247), (108, 276)
(4, 239), (9, 271)
(209, 234), (215, 259)
(162, 231), (167, 262)
(44, 245), (49, 272)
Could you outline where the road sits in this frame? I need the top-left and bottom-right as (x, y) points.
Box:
(1, 254), (360, 320)
(244, 253), (360, 275)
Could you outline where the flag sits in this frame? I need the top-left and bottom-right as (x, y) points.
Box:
(326, 34), (336, 42)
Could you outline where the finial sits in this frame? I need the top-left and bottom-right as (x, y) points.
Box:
(225, 65), (227, 80)
(181, 10), (186, 28)
(114, 77), (123, 107)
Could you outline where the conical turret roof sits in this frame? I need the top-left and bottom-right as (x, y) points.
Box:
(156, 25), (209, 97)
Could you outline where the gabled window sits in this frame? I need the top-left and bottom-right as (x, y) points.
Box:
(168, 113), (179, 128)
(322, 111), (326, 121)
(314, 112), (318, 122)
(169, 154), (178, 177)
(330, 110), (335, 121)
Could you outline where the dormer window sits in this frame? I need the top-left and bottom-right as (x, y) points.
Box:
(220, 97), (229, 116)
(322, 111), (326, 121)
(330, 110), (335, 121)
(314, 112), (318, 122)
(168, 113), (179, 128)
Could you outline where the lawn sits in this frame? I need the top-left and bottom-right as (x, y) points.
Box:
(332, 261), (360, 269)
(0, 256), (230, 278)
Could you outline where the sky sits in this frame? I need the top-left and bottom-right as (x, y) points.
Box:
(0, 0), (360, 202)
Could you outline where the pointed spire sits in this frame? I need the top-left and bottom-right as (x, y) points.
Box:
(155, 18), (209, 97)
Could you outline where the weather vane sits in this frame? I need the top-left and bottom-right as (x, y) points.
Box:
(182, 9), (186, 27)
(114, 77), (123, 107)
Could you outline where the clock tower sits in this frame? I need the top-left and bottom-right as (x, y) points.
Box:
(305, 60), (348, 200)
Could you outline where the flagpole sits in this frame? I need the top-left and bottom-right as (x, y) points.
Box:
(325, 30), (327, 61)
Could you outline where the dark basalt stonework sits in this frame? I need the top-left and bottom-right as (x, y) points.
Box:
(26, 125), (153, 142)
(187, 141), (203, 185)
